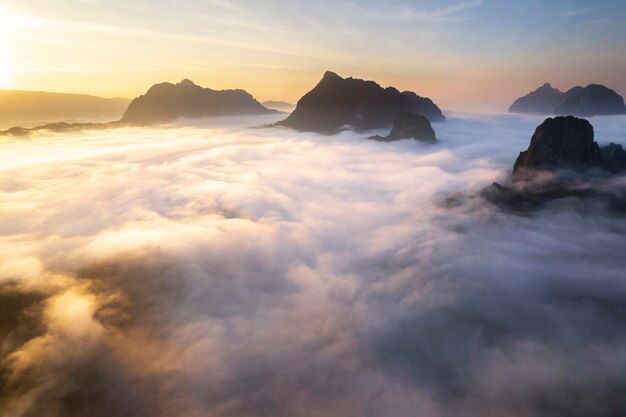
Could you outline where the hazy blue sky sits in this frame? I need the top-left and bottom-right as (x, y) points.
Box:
(2, 0), (626, 111)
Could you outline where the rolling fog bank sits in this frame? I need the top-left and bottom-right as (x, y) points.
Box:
(1, 113), (626, 417)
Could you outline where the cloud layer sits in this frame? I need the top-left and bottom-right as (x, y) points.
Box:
(1, 113), (626, 417)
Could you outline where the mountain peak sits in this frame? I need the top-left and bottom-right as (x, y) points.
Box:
(178, 79), (197, 87)
(322, 71), (341, 81)
(279, 72), (445, 133)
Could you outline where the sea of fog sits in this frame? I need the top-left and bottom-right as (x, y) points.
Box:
(1, 113), (626, 417)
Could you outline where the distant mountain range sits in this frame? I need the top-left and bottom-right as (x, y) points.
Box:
(262, 101), (294, 111)
(121, 79), (276, 124)
(0, 90), (129, 130)
(1, 80), (277, 136)
(509, 83), (626, 116)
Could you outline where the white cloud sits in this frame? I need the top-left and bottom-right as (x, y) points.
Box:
(1, 113), (626, 416)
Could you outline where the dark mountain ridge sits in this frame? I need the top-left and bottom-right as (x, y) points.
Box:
(509, 83), (626, 116)
(121, 79), (275, 124)
(278, 71), (445, 134)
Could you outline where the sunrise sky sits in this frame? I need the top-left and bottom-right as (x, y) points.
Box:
(1, 0), (626, 111)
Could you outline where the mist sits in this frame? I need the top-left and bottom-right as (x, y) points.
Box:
(1, 113), (626, 417)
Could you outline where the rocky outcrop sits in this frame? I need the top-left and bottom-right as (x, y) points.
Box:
(122, 79), (275, 124)
(475, 116), (626, 213)
(369, 111), (436, 143)
(509, 84), (626, 116)
(278, 71), (445, 134)
(599, 142), (626, 173)
(402, 91), (446, 122)
(513, 116), (598, 172)
(479, 179), (602, 213)
(513, 116), (626, 174)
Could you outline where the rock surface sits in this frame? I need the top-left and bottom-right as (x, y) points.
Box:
(369, 111), (436, 143)
(513, 116), (626, 174)
(279, 71), (444, 133)
(122, 79), (274, 124)
(509, 83), (626, 116)
(513, 116), (598, 172)
(474, 116), (626, 213)
(599, 142), (626, 173)
(480, 179), (601, 212)
(402, 91), (446, 122)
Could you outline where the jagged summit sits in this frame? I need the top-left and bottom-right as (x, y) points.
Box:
(279, 71), (445, 133)
(323, 71), (341, 80)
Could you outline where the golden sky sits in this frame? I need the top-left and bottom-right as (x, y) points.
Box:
(1, 0), (625, 112)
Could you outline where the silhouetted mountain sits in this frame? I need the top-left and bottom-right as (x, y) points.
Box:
(478, 116), (626, 213)
(402, 91), (446, 122)
(513, 116), (626, 173)
(369, 111), (436, 143)
(279, 71), (412, 133)
(509, 83), (626, 116)
(554, 84), (626, 116)
(0, 90), (129, 130)
(122, 79), (275, 124)
(513, 116), (598, 172)
(278, 71), (444, 134)
(509, 83), (566, 114)
(262, 101), (294, 111)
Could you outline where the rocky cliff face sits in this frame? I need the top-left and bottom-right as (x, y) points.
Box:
(477, 116), (626, 213)
(122, 79), (274, 124)
(513, 116), (599, 172)
(513, 116), (626, 174)
(369, 111), (436, 143)
(509, 84), (626, 116)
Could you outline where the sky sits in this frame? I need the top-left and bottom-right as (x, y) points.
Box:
(1, 0), (626, 112)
